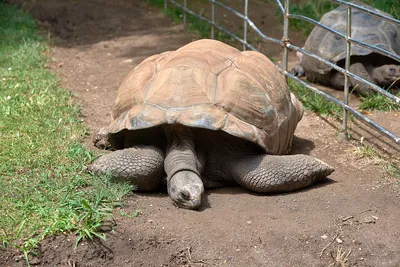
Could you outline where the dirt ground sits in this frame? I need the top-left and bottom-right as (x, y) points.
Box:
(2, 0), (400, 266)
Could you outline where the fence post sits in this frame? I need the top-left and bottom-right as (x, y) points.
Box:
(243, 0), (248, 50)
(164, 0), (167, 10)
(281, 0), (289, 72)
(211, 0), (215, 39)
(184, 0), (187, 30)
(341, 6), (352, 140)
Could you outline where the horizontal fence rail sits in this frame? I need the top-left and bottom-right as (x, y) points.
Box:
(163, 0), (400, 144)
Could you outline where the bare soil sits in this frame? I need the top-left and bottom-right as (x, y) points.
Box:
(1, 0), (400, 266)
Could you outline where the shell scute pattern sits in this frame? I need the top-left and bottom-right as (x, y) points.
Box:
(105, 39), (302, 155)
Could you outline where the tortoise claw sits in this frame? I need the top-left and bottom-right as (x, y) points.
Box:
(93, 127), (112, 150)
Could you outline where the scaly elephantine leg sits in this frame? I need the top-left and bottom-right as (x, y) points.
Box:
(89, 146), (165, 191)
(349, 63), (376, 95)
(229, 154), (334, 193)
(164, 125), (204, 209)
(330, 71), (345, 90)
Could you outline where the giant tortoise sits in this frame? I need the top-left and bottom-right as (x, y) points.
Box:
(293, 1), (400, 95)
(90, 39), (334, 210)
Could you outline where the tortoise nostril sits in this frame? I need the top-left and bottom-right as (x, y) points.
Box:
(181, 191), (190, 200)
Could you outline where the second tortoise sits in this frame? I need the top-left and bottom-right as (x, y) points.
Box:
(293, 2), (400, 95)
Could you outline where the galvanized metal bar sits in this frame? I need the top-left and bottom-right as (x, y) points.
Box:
(183, 0), (187, 30)
(288, 13), (400, 63)
(285, 73), (400, 144)
(282, 0), (289, 72)
(211, 0), (215, 39)
(245, 18), (282, 45)
(288, 44), (400, 104)
(210, 0), (245, 19)
(275, 0), (285, 15)
(342, 6), (352, 137)
(209, 0), (282, 44)
(169, 0), (258, 51)
(329, 0), (400, 26)
(243, 0), (248, 51)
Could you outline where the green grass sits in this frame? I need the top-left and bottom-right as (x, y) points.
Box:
(288, 0), (339, 35)
(363, 0), (399, 19)
(0, 3), (133, 262)
(385, 162), (400, 182)
(288, 79), (343, 118)
(359, 93), (400, 111)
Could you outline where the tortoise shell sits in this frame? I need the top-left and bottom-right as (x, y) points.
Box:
(301, 1), (400, 74)
(103, 39), (303, 155)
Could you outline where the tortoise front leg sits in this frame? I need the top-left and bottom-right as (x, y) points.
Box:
(349, 62), (376, 95)
(164, 125), (204, 210)
(89, 146), (165, 191)
(228, 154), (334, 193)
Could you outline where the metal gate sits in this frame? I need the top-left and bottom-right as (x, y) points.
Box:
(163, 0), (400, 144)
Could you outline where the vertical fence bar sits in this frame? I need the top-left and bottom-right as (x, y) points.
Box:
(243, 0), (248, 50)
(342, 6), (352, 139)
(281, 0), (289, 72)
(211, 0), (215, 39)
(183, 0), (187, 30)
(164, 0), (167, 10)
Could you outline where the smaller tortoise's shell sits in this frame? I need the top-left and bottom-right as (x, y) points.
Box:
(302, 1), (400, 74)
(104, 39), (303, 155)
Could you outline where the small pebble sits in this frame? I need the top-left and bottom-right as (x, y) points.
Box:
(364, 217), (376, 224)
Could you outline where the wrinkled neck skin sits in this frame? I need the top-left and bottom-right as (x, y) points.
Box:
(164, 125), (204, 210)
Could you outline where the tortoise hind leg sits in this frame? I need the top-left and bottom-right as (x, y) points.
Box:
(228, 154), (334, 193)
(89, 146), (165, 191)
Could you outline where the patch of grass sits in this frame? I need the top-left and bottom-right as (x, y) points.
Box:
(353, 144), (380, 159)
(358, 93), (400, 111)
(0, 3), (133, 261)
(329, 245), (351, 267)
(351, 143), (400, 183)
(289, 0), (338, 35)
(120, 209), (142, 218)
(363, 0), (399, 19)
(288, 79), (342, 118)
(148, 0), (232, 41)
(385, 162), (400, 182)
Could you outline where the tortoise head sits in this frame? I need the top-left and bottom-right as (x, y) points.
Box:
(168, 170), (204, 210)
(373, 64), (400, 86)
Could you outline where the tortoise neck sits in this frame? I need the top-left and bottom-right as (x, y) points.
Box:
(163, 125), (201, 181)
